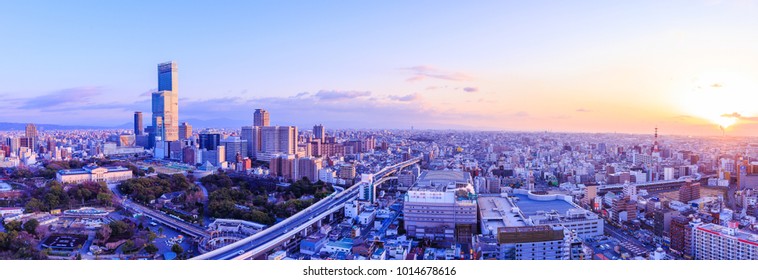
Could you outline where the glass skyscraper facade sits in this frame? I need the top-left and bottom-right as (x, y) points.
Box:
(152, 61), (179, 143)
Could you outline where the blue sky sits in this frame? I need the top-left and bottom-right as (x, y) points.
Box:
(3, 1), (758, 135)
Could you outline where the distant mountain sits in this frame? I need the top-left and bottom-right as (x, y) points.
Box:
(0, 122), (131, 131)
(180, 118), (249, 129)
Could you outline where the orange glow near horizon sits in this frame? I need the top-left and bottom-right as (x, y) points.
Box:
(674, 71), (758, 130)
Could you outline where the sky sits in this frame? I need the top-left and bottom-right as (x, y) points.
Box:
(2, 1), (758, 136)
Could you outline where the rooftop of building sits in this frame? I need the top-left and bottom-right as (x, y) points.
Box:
(303, 233), (327, 243)
(327, 238), (354, 249)
(511, 194), (578, 217)
(697, 223), (758, 244)
(408, 171), (477, 203)
(417, 170), (472, 186)
(0, 182), (11, 192)
(478, 195), (527, 230)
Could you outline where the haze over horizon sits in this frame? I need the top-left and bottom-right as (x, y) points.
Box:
(3, 1), (758, 136)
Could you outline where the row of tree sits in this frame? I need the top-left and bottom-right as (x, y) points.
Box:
(25, 181), (114, 213)
(118, 173), (194, 204)
(205, 176), (335, 225)
(207, 187), (276, 225)
(0, 219), (46, 260)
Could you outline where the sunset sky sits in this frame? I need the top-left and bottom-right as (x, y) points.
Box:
(2, 1), (758, 136)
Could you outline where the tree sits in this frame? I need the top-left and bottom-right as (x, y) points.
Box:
(147, 232), (157, 242)
(122, 240), (136, 253)
(171, 243), (184, 255)
(35, 224), (50, 239)
(147, 167), (155, 174)
(96, 224), (112, 242)
(3, 220), (22, 232)
(75, 253), (82, 260)
(145, 243), (159, 254)
(25, 198), (46, 213)
(108, 220), (133, 239)
(11, 167), (32, 179)
(97, 192), (113, 207)
(158, 227), (164, 237)
(23, 219), (39, 235)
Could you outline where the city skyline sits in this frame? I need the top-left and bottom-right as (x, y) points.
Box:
(3, 1), (758, 136)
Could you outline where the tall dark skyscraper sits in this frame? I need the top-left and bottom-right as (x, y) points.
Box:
(254, 109), (270, 127)
(313, 124), (325, 142)
(179, 122), (192, 140)
(134, 111), (143, 135)
(199, 133), (221, 151)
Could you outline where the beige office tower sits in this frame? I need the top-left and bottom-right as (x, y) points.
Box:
(254, 109), (270, 127)
(261, 126), (297, 155)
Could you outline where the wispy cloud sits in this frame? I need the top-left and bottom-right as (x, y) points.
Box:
(512, 111), (529, 118)
(462, 87), (478, 93)
(1, 86), (496, 129)
(402, 66), (473, 82)
(138, 88), (157, 97)
(576, 108), (591, 113)
(19, 87), (103, 109)
(388, 93), (421, 102)
(313, 90), (371, 101)
(721, 112), (758, 121)
(711, 83), (723, 88)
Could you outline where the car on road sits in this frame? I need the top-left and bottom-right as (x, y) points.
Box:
(237, 250), (245, 255)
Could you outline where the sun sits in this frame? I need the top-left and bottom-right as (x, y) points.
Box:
(675, 71), (758, 130)
(714, 115), (738, 129)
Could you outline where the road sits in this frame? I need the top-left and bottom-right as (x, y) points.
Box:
(193, 157), (421, 260)
(108, 183), (209, 239)
(121, 200), (208, 238)
(603, 221), (653, 256)
(208, 185), (362, 260)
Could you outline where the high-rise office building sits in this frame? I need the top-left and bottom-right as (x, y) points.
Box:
(134, 112), (143, 135)
(152, 62), (179, 144)
(241, 126), (261, 158)
(201, 146), (225, 166)
(25, 123), (37, 139)
(25, 124), (37, 150)
(260, 126), (297, 160)
(222, 136), (248, 162)
(254, 109), (270, 127)
(199, 133), (221, 151)
(179, 122), (192, 140)
(313, 124), (325, 143)
(679, 180), (701, 203)
(6, 137), (20, 156)
(158, 61), (178, 92)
